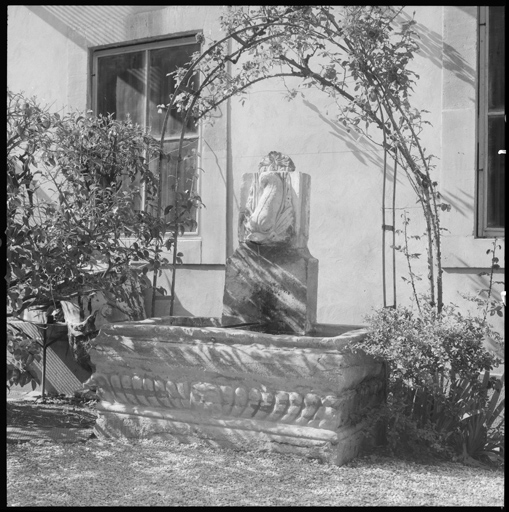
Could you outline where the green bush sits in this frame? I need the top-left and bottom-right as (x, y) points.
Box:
(355, 301), (504, 464)
(7, 89), (163, 319)
(7, 324), (41, 391)
(7, 89), (169, 385)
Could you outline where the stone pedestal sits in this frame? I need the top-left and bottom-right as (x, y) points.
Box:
(226, 169), (318, 334)
(222, 244), (318, 334)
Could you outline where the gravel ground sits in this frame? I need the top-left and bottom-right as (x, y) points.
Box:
(7, 438), (504, 507)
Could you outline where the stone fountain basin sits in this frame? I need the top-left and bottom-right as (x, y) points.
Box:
(88, 316), (386, 466)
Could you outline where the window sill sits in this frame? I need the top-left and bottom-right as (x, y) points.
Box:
(119, 237), (202, 265)
(160, 237), (202, 264)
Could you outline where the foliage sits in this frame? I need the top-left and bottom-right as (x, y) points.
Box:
(7, 89), (170, 318)
(151, 100), (205, 316)
(355, 302), (504, 464)
(452, 370), (504, 466)
(165, 5), (448, 312)
(361, 303), (500, 383)
(7, 324), (41, 391)
(462, 238), (505, 322)
(8, 89), (183, 384)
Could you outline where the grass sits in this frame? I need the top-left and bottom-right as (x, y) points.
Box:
(7, 438), (504, 507)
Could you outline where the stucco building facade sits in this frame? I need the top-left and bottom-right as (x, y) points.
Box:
(7, 5), (505, 333)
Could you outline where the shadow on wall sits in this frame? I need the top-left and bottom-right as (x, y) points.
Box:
(302, 99), (390, 176)
(26, 5), (128, 48)
(26, 5), (166, 48)
(446, 260), (505, 294)
(399, 8), (476, 89)
(26, 5), (476, 92)
(140, 275), (193, 318)
(439, 188), (474, 218)
(443, 263), (505, 350)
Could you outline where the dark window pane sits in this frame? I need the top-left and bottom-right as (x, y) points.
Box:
(148, 139), (199, 229)
(97, 52), (145, 125)
(488, 7), (505, 111)
(487, 115), (505, 228)
(148, 44), (200, 139)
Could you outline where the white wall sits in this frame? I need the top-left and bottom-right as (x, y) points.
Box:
(228, 6), (449, 324)
(7, 5), (504, 331)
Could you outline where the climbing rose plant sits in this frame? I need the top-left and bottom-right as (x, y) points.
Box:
(159, 5), (504, 465)
(166, 5), (449, 313)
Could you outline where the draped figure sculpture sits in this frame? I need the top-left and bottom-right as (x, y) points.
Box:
(240, 151), (296, 245)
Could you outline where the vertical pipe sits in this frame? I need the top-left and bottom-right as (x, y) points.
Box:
(392, 149), (398, 307)
(381, 135), (388, 308)
(226, 36), (234, 260)
(41, 326), (47, 400)
(152, 96), (173, 317)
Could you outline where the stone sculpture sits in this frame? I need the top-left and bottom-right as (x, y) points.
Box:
(240, 151), (296, 245)
(225, 151), (317, 333)
(87, 149), (386, 467)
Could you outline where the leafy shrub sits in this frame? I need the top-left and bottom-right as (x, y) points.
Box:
(355, 301), (504, 464)
(7, 90), (166, 318)
(7, 90), (172, 386)
(7, 324), (42, 391)
(452, 370), (504, 466)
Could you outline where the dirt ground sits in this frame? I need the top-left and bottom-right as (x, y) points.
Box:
(6, 394), (98, 429)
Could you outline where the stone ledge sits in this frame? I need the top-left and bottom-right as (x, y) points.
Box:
(93, 322), (369, 351)
(93, 407), (371, 465)
(95, 401), (340, 443)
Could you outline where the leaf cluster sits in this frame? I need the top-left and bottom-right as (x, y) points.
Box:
(6, 90), (182, 317)
(361, 302), (500, 383)
(6, 324), (42, 391)
(355, 302), (504, 462)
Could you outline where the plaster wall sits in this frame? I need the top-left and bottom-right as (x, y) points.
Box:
(7, 5), (228, 314)
(145, 266), (225, 318)
(7, 6), (504, 331)
(438, 6), (504, 334)
(7, 6), (70, 112)
(228, 6), (445, 324)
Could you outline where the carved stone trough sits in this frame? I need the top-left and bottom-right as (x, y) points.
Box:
(89, 319), (384, 465)
(87, 152), (386, 465)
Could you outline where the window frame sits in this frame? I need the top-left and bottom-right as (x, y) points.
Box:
(477, 6), (505, 238)
(91, 34), (202, 237)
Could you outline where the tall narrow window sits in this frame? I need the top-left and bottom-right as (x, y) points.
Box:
(93, 36), (201, 232)
(478, 6), (505, 237)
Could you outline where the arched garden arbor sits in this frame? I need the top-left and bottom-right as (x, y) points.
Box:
(153, 5), (448, 316)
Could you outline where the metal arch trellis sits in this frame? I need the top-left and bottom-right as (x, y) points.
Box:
(150, 15), (403, 316)
(381, 148), (398, 309)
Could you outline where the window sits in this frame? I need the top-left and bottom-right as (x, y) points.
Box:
(92, 36), (201, 232)
(478, 6), (505, 237)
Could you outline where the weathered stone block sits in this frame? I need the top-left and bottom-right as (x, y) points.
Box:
(222, 244), (318, 334)
(87, 320), (385, 466)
